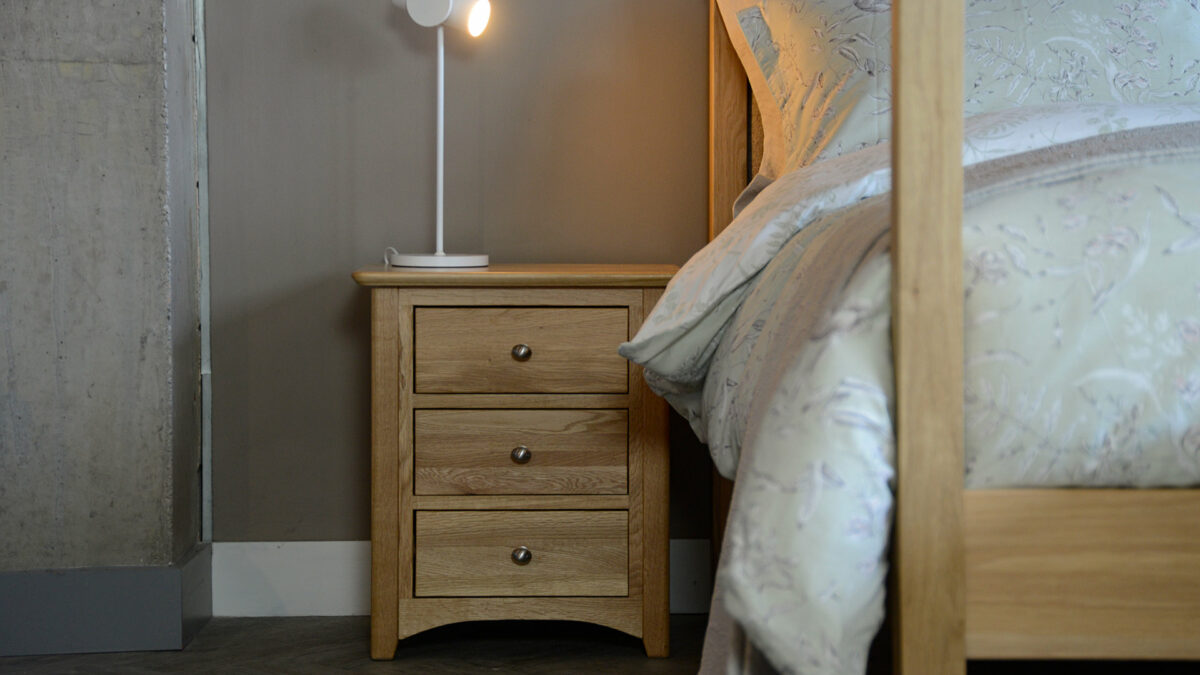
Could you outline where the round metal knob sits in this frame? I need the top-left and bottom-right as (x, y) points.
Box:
(511, 343), (532, 361)
(511, 546), (533, 565)
(510, 445), (531, 464)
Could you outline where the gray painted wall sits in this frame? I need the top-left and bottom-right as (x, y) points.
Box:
(207, 0), (709, 541)
(0, 1), (201, 570)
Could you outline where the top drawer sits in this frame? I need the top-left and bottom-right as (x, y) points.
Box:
(414, 307), (629, 394)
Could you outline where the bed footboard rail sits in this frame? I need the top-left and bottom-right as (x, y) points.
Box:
(966, 489), (1200, 660)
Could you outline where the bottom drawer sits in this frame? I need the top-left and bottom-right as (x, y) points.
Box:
(414, 510), (628, 597)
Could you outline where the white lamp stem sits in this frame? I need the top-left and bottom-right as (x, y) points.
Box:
(435, 24), (445, 256)
(385, 13), (487, 268)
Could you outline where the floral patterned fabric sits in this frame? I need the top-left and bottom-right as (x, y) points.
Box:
(621, 105), (1200, 454)
(717, 0), (1200, 185)
(621, 117), (1200, 674)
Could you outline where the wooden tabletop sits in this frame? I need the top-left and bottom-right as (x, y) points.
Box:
(352, 263), (678, 288)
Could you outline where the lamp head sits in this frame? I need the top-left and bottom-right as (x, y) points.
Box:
(395, 0), (491, 36)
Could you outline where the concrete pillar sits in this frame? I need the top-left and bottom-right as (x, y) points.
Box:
(0, 0), (208, 654)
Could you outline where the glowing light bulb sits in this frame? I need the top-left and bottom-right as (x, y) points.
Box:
(467, 0), (490, 37)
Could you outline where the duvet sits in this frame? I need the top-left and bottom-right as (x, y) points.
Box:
(619, 104), (1200, 674)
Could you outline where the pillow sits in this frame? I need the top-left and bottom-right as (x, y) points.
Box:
(717, 0), (892, 184)
(718, 0), (1200, 186)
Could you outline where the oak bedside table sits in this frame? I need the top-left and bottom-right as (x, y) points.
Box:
(351, 264), (677, 660)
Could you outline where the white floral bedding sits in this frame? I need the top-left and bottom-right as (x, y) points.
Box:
(717, 0), (1200, 196)
(619, 109), (1200, 674)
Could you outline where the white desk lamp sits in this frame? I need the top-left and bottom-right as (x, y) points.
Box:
(388, 0), (491, 268)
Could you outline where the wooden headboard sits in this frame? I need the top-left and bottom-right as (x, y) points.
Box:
(707, 0), (760, 241)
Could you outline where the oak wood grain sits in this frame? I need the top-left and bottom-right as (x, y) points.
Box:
(369, 289), (400, 660)
(414, 307), (629, 394)
(965, 489), (1200, 659)
(396, 597), (644, 641)
(890, 1), (966, 674)
(412, 393), (629, 410)
(404, 287), (645, 308)
(353, 264), (676, 288)
(411, 494), (629, 511)
(708, 0), (749, 242)
(414, 511), (629, 597)
(750, 97), (763, 177)
(413, 409), (628, 495)
(397, 301), (416, 606)
(626, 294), (646, 624)
(637, 288), (671, 658)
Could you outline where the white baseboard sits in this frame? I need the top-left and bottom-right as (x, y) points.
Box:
(213, 539), (710, 617)
(213, 541), (371, 617)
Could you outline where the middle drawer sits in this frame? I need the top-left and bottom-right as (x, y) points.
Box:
(413, 409), (628, 495)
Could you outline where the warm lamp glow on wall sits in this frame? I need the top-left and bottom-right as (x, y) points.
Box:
(387, 0), (491, 267)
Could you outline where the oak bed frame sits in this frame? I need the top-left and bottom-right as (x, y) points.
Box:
(706, 1), (1200, 672)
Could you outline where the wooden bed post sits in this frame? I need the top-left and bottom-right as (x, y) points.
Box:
(708, 0), (750, 242)
(890, 0), (966, 673)
(707, 0), (749, 564)
(706, 0), (766, 570)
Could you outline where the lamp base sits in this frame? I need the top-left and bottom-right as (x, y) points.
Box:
(386, 251), (489, 268)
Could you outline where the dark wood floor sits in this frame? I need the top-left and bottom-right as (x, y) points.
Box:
(0, 614), (706, 674)
(4, 614), (1197, 674)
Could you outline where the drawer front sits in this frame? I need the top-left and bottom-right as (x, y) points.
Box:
(414, 409), (628, 495)
(413, 307), (628, 393)
(414, 510), (628, 597)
